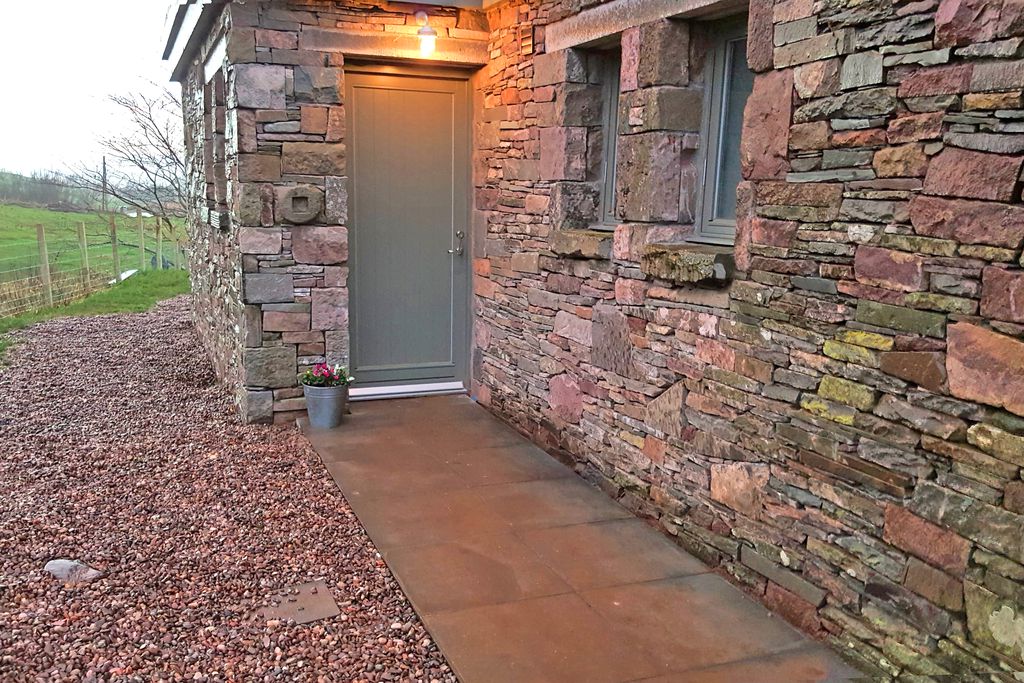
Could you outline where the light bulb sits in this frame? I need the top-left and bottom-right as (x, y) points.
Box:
(418, 26), (437, 57)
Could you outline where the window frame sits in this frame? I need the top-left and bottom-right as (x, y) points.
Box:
(593, 49), (622, 231)
(692, 16), (751, 246)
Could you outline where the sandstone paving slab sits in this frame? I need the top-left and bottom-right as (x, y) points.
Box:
(425, 592), (667, 683)
(382, 532), (572, 615)
(433, 442), (576, 487)
(340, 486), (512, 551)
(324, 448), (468, 498)
(580, 575), (815, 674)
(477, 477), (635, 530)
(304, 395), (861, 682)
(517, 518), (710, 591)
(628, 643), (866, 682)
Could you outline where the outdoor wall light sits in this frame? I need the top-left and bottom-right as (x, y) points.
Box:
(415, 11), (438, 57)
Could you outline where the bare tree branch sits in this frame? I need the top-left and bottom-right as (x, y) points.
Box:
(67, 86), (189, 237)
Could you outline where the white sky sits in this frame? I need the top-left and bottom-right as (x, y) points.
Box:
(0, 1), (176, 175)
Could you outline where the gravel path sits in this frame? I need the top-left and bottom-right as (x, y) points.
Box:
(0, 298), (455, 682)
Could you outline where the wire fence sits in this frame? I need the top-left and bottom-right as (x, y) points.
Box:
(0, 215), (187, 318)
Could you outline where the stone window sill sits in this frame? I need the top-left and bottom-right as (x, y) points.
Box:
(550, 229), (613, 260)
(640, 243), (735, 285)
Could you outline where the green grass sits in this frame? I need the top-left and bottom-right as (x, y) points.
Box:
(0, 204), (187, 284)
(0, 270), (190, 360)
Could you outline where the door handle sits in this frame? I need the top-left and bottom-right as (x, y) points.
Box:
(448, 230), (465, 256)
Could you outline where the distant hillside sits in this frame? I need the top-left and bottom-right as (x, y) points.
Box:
(0, 170), (101, 211)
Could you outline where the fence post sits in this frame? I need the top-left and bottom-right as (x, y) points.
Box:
(138, 212), (146, 271)
(36, 224), (54, 307)
(77, 222), (90, 290)
(110, 215), (122, 282)
(173, 226), (182, 270)
(155, 219), (163, 270)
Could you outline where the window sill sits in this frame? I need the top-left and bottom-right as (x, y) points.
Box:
(640, 243), (735, 285)
(550, 229), (613, 260)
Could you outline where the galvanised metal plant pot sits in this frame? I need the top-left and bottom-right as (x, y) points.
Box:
(302, 384), (349, 429)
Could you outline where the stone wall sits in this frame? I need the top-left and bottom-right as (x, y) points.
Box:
(183, 1), (488, 423)
(472, 0), (1024, 677)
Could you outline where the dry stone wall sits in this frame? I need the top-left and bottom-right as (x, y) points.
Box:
(473, 0), (1024, 676)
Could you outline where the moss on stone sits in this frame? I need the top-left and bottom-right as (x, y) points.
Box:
(823, 340), (881, 367)
(800, 395), (857, 426)
(836, 329), (894, 351)
(818, 375), (879, 411)
(641, 243), (735, 284)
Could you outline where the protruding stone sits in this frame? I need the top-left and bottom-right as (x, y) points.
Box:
(879, 351), (947, 392)
(923, 148), (1023, 202)
(646, 381), (688, 439)
(549, 230), (612, 260)
(741, 70), (793, 180)
(276, 185), (324, 225)
(897, 64), (973, 97)
(244, 274), (293, 304)
(855, 301), (945, 337)
(616, 133), (684, 222)
(854, 246), (926, 292)
(292, 226), (348, 265)
(947, 322), (1024, 417)
(641, 244), (734, 284)
(549, 373), (583, 423)
(533, 49), (587, 87)
(233, 64), (286, 109)
(239, 228), (282, 255)
(794, 58), (840, 99)
(883, 503), (970, 576)
(539, 127), (587, 181)
(980, 267), (1024, 323)
(281, 142), (346, 176)
(711, 463), (769, 517)
(549, 182), (599, 231)
(872, 143), (928, 177)
(592, 305), (634, 378)
(910, 195), (1024, 249)
(625, 19), (690, 89)
(553, 311), (592, 346)
(967, 423), (1024, 467)
(964, 582), (1024, 666)
(325, 177), (348, 224)
(293, 66), (342, 104)
(311, 288), (347, 331)
(746, 0), (774, 72)
(244, 346), (297, 389)
(841, 51), (883, 89)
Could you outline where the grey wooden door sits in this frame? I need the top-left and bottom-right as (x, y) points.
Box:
(346, 71), (470, 390)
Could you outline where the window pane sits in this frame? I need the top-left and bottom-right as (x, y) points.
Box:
(713, 38), (754, 221)
(601, 53), (621, 226)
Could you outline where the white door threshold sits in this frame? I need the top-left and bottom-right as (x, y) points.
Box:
(349, 381), (467, 401)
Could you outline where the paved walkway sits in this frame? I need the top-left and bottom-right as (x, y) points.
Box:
(305, 395), (862, 682)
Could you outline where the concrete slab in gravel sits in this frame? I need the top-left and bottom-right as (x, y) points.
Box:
(304, 395), (863, 682)
(256, 580), (340, 624)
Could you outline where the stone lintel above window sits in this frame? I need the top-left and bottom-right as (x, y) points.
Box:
(641, 243), (735, 284)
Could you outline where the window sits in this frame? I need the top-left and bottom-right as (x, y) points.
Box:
(694, 17), (754, 244)
(596, 50), (621, 229)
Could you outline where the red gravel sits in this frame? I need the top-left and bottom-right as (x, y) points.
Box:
(0, 298), (455, 682)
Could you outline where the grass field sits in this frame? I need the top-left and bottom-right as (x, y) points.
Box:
(0, 269), (191, 360)
(0, 204), (187, 284)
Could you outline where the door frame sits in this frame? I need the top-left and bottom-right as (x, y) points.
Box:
(344, 62), (476, 401)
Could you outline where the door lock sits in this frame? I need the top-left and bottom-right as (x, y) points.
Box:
(448, 230), (466, 256)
